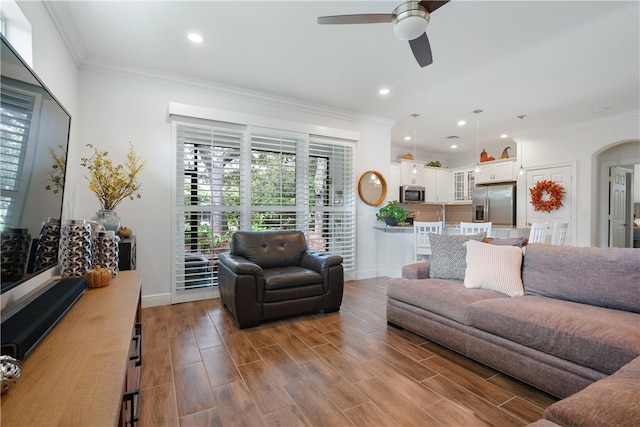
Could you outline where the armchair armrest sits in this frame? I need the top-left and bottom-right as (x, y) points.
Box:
(300, 250), (343, 273)
(218, 253), (264, 276)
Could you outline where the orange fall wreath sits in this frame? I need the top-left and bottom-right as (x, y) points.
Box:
(529, 180), (565, 212)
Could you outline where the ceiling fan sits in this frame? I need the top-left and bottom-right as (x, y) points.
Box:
(318, 1), (449, 68)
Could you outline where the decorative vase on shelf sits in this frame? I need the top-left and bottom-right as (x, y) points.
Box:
(93, 210), (121, 232)
(384, 216), (399, 227)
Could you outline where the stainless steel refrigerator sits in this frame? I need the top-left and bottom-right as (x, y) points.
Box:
(472, 183), (517, 227)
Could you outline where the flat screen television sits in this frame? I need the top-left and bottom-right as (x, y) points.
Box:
(0, 34), (71, 298)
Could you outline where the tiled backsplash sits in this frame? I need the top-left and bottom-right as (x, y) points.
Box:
(406, 203), (473, 225)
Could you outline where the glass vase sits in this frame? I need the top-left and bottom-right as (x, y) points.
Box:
(93, 210), (121, 232)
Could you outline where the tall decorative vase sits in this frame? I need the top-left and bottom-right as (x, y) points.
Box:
(0, 228), (31, 282)
(59, 219), (92, 279)
(93, 210), (121, 233)
(32, 217), (61, 272)
(93, 230), (120, 276)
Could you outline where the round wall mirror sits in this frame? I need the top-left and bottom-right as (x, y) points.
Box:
(358, 170), (387, 206)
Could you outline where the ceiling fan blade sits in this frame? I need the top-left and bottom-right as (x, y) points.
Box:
(409, 33), (433, 68)
(318, 14), (393, 25)
(418, 1), (450, 13)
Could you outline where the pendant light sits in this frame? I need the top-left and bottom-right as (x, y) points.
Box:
(473, 109), (483, 174)
(518, 114), (526, 176)
(411, 113), (419, 174)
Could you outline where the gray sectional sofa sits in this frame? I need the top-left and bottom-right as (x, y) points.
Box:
(387, 242), (640, 426)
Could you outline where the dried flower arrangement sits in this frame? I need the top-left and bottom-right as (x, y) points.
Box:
(80, 143), (145, 210)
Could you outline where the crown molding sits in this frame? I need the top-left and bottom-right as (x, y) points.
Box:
(78, 58), (396, 129)
(43, 1), (87, 66)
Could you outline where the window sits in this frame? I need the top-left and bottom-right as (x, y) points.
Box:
(171, 119), (355, 302)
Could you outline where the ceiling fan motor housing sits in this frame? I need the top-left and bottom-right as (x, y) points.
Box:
(392, 2), (430, 40)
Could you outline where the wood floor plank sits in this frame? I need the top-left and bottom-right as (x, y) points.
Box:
(286, 321), (329, 347)
(170, 332), (201, 367)
(221, 331), (262, 365)
(369, 329), (435, 361)
(271, 331), (321, 364)
(500, 396), (546, 424)
(139, 382), (179, 427)
(321, 329), (378, 362)
(200, 345), (242, 387)
(141, 347), (173, 389)
(284, 379), (355, 427)
(368, 340), (438, 381)
(426, 398), (492, 426)
(311, 343), (375, 383)
(422, 375), (524, 427)
(421, 355), (514, 406)
(237, 360), (295, 414)
(487, 373), (558, 409)
(214, 381), (266, 427)
(361, 357), (443, 410)
(354, 376), (440, 426)
(420, 341), (498, 379)
(192, 321), (224, 349)
(262, 405), (311, 427)
(179, 407), (223, 427)
(343, 401), (397, 427)
(301, 358), (369, 411)
(256, 344), (306, 385)
(173, 362), (217, 417)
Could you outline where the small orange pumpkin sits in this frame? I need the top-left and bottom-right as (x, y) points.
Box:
(86, 266), (112, 288)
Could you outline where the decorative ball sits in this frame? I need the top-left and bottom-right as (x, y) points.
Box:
(117, 226), (133, 239)
(1, 355), (22, 394)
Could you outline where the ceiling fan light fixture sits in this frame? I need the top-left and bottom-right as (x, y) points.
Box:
(392, 2), (429, 40)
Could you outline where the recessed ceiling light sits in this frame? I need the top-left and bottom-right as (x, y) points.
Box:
(500, 134), (509, 138)
(457, 120), (466, 126)
(188, 33), (204, 43)
(378, 88), (390, 95)
(450, 144), (458, 149)
(404, 136), (411, 141)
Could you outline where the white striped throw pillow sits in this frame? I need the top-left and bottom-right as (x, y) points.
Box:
(463, 239), (525, 297)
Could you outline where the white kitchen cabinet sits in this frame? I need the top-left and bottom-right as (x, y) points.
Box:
(424, 167), (451, 202)
(452, 167), (475, 202)
(400, 159), (426, 187)
(475, 159), (516, 184)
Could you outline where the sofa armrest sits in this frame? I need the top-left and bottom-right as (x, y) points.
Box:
(218, 252), (264, 276)
(300, 250), (343, 273)
(402, 262), (431, 279)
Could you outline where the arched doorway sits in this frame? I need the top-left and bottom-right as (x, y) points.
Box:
(595, 140), (640, 247)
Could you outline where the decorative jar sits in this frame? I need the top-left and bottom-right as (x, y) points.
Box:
(93, 210), (121, 233)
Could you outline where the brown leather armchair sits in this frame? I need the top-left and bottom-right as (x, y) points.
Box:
(218, 230), (344, 329)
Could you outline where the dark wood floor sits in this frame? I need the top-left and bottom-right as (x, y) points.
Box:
(139, 277), (557, 426)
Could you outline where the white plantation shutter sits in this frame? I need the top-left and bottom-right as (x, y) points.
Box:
(174, 122), (244, 295)
(249, 129), (307, 230)
(0, 88), (35, 227)
(308, 136), (355, 270)
(171, 118), (356, 303)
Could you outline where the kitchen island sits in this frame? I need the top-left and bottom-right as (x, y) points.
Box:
(374, 224), (528, 278)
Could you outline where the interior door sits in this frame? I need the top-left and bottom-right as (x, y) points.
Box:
(526, 166), (572, 236)
(609, 166), (628, 247)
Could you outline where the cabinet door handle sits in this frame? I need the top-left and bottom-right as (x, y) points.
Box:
(131, 323), (142, 367)
(123, 389), (141, 426)
(130, 335), (142, 367)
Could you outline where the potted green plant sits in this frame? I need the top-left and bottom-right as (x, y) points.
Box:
(375, 200), (408, 226)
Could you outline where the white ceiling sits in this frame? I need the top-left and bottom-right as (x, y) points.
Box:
(46, 1), (639, 158)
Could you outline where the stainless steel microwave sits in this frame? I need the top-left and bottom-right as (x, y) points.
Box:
(399, 185), (425, 203)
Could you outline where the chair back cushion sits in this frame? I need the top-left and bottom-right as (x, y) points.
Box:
(231, 230), (308, 269)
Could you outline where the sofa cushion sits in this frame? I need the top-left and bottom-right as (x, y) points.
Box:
(387, 277), (508, 325)
(523, 244), (640, 313)
(543, 357), (640, 427)
(263, 267), (323, 289)
(463, 240), (525, 297)
(428, 232), (487, 280)
(487, 236), (528, 247)
(468, 296), (640, 374)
